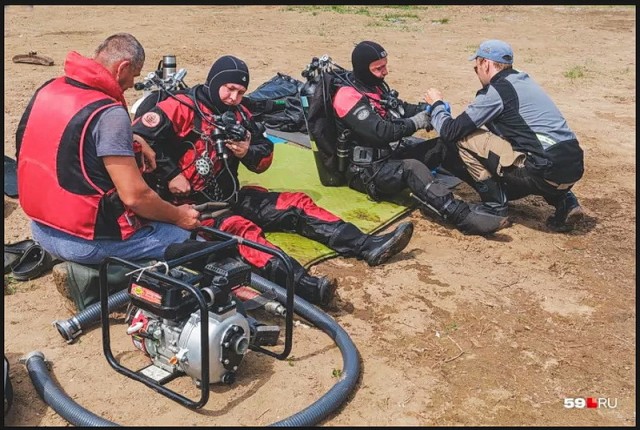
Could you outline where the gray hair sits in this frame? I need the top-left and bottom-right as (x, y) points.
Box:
(94, 33), (145, 71)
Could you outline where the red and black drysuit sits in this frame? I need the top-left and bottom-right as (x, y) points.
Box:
(332, 80), (446, 202)
(131, 86), (374, 299)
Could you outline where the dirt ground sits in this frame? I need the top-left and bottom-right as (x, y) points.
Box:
(3, 5), (636, 427)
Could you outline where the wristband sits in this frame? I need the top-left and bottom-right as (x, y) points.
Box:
(426, 101), (451, 114)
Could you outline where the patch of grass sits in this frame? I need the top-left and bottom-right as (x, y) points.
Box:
(332, 368), (343, 378)
(444, 321), (459, 334)
(282, 5), (427, 31)
(4, 275), (18, 295)
(329, 5), (351, 14)
(353, 7), (371, 16)
(287, 356), (296, 367)
(563, 65), (586, 80)
(345, 209), (381, 223)
(430, 18), (450, 24)
(383, 12), (420, 21)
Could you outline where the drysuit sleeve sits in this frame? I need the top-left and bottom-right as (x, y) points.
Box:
(334, 88), (417, 149)
(239, 118), (274, 173)
(131, 97), (194, 182)
(401, 100), (428, 118)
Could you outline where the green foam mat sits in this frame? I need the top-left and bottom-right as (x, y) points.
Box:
(239, 143), (415, 268)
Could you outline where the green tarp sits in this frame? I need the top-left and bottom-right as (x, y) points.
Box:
(239, 143), (415, 268)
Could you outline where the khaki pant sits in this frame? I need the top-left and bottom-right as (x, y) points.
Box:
(457, 129), (525, 182)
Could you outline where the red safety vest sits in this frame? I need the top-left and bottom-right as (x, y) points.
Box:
(18, 56), (143, 240)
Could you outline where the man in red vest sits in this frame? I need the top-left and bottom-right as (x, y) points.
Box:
(17, 33), (201, 266)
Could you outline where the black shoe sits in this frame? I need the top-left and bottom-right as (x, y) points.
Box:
(453, 203), (511, 236)
(546, 191), (584, 232)
(359, 221), (414, 267)
(296, 274), (337, 306)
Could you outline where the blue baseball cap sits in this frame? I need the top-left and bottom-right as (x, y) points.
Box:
(468, 39), (514, 64)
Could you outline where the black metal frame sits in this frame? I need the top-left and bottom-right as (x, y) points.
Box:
(100, 226), (295, 409)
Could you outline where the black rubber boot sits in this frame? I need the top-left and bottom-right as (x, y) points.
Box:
(411, 180), (509, 236)
(264, 257), (336, 306)
(475, 178), (509, 217)
(545, 190), (584, 232)
(443, 199), (510, 236)
(357, 222), (414, 266)
(328, 222), (414, 267)
(296, 274), (337, 306)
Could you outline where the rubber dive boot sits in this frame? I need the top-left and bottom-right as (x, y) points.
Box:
(545, 191), (584, 232)
(475, 178), (509, 217)
(264, 257), (336, 306)
(444, 199), (510, 236)
(296, 274), (337, 306)
(357, 222), (414, 266)
(328, 222), (414, 267)
(412, 180), (509, 236)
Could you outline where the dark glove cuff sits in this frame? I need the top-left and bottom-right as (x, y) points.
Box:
(431, 100), (446, 111)
(402, 118), (418, 134)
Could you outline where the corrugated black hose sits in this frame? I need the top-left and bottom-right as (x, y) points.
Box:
(27, 273), (360, 426)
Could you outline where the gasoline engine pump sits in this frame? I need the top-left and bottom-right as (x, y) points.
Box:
(126, 256), (252, 387)
(100, 227), (295, 409)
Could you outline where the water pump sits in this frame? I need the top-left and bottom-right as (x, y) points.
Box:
(125, 257), (251, 387)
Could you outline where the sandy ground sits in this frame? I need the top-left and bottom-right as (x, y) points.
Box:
(3, 5), (636, 427)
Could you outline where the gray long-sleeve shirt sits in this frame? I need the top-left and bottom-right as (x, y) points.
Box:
(430, 68), (583, 184)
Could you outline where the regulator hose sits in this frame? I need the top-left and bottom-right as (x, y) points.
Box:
(22, 351), (119, 427)
(36, 274), (360, 426)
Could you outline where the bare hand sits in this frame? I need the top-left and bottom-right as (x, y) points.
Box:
(225, 131), (251, 159)
(168, 173), (191, 196)
(175, 204), (201, 230)
(134, 135), (156, 172)
(424, 88), (444, 106)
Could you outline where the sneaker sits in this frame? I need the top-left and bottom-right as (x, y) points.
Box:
(546, 191), (584, 232)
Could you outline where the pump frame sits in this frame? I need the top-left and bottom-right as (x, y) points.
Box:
(99, 227), (295, 409)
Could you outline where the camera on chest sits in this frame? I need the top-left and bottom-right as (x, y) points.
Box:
(213, 111), (248, 142)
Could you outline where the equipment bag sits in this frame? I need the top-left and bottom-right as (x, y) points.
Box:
(243, 73), (307, 133)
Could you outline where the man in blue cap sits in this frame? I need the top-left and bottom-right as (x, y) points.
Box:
(424, 39), (585, 232)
